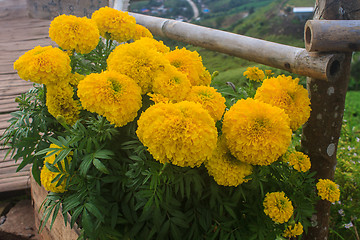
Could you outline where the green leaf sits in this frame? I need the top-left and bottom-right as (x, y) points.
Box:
(62, 198), (81, 213)
(55, 174), (67, 187)
(50, 203), (60, 229)
(93, 158), (110, 174)
(16, 154), (34, 172)
(224, 204), (237, 219)
(79, 155), (93, 176)
(45, 162), (60, 173)
(93, 149), (114, 159)
(110, 204), (118, 229)
(85, 202), (104, 222)
(54, 148), (72, 165)
(32, 163), (41, 185)
(170, 222), (182, 240)
(170, 216), (189, 228)
(40, 203), (55, 232)
(48, 137), (66, 149)
(35, 147), (60, 157)
(70, 206), (84, 228)
(51, 173), (62, 184)
(157, 220), (170, 240)
(82, 209), (94, 236)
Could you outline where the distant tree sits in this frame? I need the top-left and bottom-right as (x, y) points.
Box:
(248, 7), (255, 14)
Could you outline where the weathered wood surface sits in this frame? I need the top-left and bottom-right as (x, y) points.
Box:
(305, 20), (360, 52)
(0, 0), (53, 193)
(302, 0), (356, 239)
(130, 12), (345, 82)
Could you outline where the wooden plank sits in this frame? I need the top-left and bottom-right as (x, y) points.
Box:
(0, 0), (46, 194)
(0, 150), (14, 161)
(0, 171), (30, 181)
(0, 113), (12, 121)
(0, 85), (32, 96)
(0, 164), (30, 175)
(0, 177), (30, 192)
(0, 159), (21, 169)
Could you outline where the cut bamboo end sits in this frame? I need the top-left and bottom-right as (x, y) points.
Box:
(305, 20), (360, 52)
(130, 13), (345, 81)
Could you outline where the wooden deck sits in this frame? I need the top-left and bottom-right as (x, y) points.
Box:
(0, 0), (53, 192)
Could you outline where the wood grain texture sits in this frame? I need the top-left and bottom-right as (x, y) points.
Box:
(0, 0), (52, 193)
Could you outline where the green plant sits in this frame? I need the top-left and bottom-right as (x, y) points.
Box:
(1, 8), (342, 240)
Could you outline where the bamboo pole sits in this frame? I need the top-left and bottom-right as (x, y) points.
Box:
(305, 20), (360, 52)
(129, 12), (344, 82)
(302, 0), (355, 239)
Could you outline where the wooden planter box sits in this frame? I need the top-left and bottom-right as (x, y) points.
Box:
(30, 172), (80, 240)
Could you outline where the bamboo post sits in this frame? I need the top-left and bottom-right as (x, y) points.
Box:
(305, 20), (360, 52)
(129, 12), (344, 82)
(301, 0), (355, 239)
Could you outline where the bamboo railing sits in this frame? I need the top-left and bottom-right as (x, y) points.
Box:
(129, 12), (344, 82)
(305, 20), (360, 52)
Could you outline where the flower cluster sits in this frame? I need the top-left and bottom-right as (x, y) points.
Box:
(91, 6), (137, 42)
(77, 71), (142, 127)
(243, 66), (265, 82)
(255, 74), (311, 130)
(283, 222), (303, 238)
(40, 144), (71, 193)
(49, 15), (100, 54)
(316, 179), (341, 203)
(284, 151), (311, 172)
(136, 101), (218, 167)
(222, 98), (292, 166)
(165, 47), (211, 86)
(186, 86), (226, 121)
(205, 137), (252, 186)
(263, 191), (294, 224)
(14, 46), (71, 85)
(10, 7), (342, 240)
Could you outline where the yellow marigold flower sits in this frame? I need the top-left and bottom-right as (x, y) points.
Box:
(283, 222), (304, 238)
(131, 37), (170, 54)
(243, 66), (265, 82)
(91, 6), (136, 42)
(77, 71), (142, 127)
(263, 192), (294, 224)
(153, 65), (191, 102)
(255, 75), (311, 131)
(316, 179), (340, 203)
(46, 82), (81, 125)
(205, 137), (253, 187)
(14, 46), (71, 85)
(186, 86), (226, 121)
(265, 69), (274, 77)
(107, 40), (169, 94)
(69, 72), (85, 87)
(199, 69), (212, 86)
(147, 93), (170, 104)
(49, 15), (100, 54)
(284, 151), (311, 172)
(133, 24), (153, 40)
(136, 101), (217, 168)
(165, 47), (209, 86)
(40, 144), (71, 193)
(222, 98), (292, 166)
